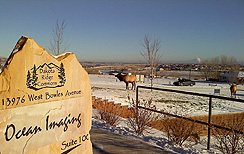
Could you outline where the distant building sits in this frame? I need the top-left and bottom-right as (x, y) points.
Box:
(136, 74), (145, 83)
(219, 71), (244, 83)
(156, 65), (164, 71)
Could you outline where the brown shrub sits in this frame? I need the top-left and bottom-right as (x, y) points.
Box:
(126, 99), (159, 135)
(211, 115), (244, 154)
(94, 100), (121, 127)
(161, 110), (200, 146)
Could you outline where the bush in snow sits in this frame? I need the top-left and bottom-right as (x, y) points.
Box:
(211, 114), (244, 154)
(94, 101), (121, 127)
(126, 99), (159, 135)
(161, 110), (200, 146)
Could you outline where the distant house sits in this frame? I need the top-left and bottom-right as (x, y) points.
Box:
(136, 74), (145, 83)
(219, 71), (244, 83)
(156, 65), (164, 71)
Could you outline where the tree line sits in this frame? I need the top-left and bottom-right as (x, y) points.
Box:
(200, 55), (241, 81)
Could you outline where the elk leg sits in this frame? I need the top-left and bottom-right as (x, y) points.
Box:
(126, 82), (128, 89)
(132, 82), (136, 90)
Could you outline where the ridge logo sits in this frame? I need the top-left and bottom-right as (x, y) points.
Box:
(26, 62), (66, 90)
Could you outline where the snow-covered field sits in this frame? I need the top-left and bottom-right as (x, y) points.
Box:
(90, 74), (244, 116)
(90, 74), (244, 153)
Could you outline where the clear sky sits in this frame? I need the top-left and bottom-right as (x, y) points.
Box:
(0, 0), (244, 63)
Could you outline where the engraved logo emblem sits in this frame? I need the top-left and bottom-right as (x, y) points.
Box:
(26, 62), (66, 90)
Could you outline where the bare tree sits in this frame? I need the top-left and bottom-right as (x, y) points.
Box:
(200, 59), (212, 80)
(220, 55), (240, 74)
(207, 57), (220, 80)
(200, 56), (240, 81)
(49, 18), (68, 56)
(140, 34), (161, 88)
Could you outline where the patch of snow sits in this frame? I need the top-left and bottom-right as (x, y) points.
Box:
(53, 52), (73, 58)
(92, 109), (217, 154)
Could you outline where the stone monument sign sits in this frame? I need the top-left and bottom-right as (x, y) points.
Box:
(0, 36), (92, 153)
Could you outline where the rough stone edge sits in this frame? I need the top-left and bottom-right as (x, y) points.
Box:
(0, 36), (74, 74)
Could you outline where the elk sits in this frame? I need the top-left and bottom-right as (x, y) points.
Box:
(229, 83), (237, 98)
(115, 73), (137, 90)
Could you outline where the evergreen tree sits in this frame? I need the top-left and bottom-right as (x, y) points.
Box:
(26, 70), (32, 87)
(58, 62), (66, 85)
(32, 64), (38, 88)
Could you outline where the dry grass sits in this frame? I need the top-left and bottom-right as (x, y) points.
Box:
(93, 99), (122, 126)
(148, 112), (244, 136)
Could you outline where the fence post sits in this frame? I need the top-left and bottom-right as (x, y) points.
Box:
(136, 86), (139, 108)
(207, 96), (212, 150)
(136, 86), (139, 124)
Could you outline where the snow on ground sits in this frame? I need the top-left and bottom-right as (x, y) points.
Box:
(90, 74), (244, 116)
(92, 108), (218, 154)
(92, 109), (212, 154)
(90, 74), (244, 154)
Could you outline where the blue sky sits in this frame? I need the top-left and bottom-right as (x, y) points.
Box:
(0, 0), (243, 63)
